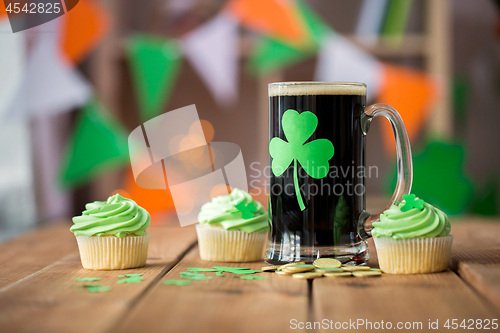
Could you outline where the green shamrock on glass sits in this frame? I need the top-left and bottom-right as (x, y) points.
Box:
(269, 109), (334, 211)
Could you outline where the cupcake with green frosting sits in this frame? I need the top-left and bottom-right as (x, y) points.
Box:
(372, 194), (453, 274)
(196, 188), (269, 262)
(71, 193), (151, 270)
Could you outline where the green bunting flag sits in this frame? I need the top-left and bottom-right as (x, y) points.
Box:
(58, 99), (129, 188)
(386, 140), (474, 215)
(126, 35), (182, 122)
(247, 0), (330, 75)
(381, 0), (413, 46)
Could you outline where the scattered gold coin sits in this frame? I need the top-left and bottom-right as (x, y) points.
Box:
(275, 270), (292, 275)
(292, 272), (323, 279)
(353, 271), (382, 277)
(261, 265), (279, 272)
(324, 272), (352, 277)
(315, 267), (344, 273)
(277, 262), (305, 270)
(313, 258), (342, 268)
(342, 266), (371, 272)
(284, 264), (315, 273)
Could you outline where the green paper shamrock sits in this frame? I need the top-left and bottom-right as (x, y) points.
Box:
(118, 273), (143, 277)
(117, 277), (143, 284)
(234, 201), (258, 219)
(387, 140), (473, 215)
(269, 109), (334, 210)
(163, 280), (191, 286)
(400, 194), (425, 212)
(180, 272), (213, 280)
(187, 268), (218, 272)
(82, 284), (111, 293)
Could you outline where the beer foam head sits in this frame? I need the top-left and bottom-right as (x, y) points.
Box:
(269, 82), (366, 96)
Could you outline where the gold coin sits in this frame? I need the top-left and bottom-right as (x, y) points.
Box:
(353, 271), (382, 277)
(275, 270), (292, 275)
(261, 265), (279, 272)
(324, 272), (352, 277)
(313, 258), (342, 268)
(315, 267), (344, 273)
(277, 262), (305, 270)
(342, 266), (371, 272)
(284, 264), (315, 273)
(292, 272), (323, 279)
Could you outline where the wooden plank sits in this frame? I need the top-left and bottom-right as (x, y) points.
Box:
(0, 222), (77, 289)
(457, 262), (500, 314)
(116, 246), (310, 333)
(314, 270), (498, 332)
(0, 226), (197, 333)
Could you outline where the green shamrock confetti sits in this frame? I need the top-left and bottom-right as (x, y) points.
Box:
(216, 271), (224, 277)
(212, 267), (260, 274)
(398, 194), (425, 212)
(187, 268), (218, 273)
(269, 109), (334, 210)
(180, 272), (213, 280)
(74, 277), (100, 282)
(118, 274), (143, 277)
(239, 276), (266, 280)
(234, 201), (258, 219)
(117, 277), (143, 284)
(163, 280), (191, 285)
(82, 284), (112, 293)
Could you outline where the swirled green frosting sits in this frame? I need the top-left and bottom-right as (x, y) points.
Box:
(372, 200), (451, 239)
(71, 194), (150, 238)
(198, 188), (269, 233)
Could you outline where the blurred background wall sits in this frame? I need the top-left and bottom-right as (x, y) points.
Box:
(0, 0), (499, 241)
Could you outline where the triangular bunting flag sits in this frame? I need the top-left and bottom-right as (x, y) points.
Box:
(378, 64), (437, 154)
(181, 13), (239, 107)
(60, 0), (109, 64)
(0, 19), (24, 118)
(6, 19), (91, 119)
(315, 32), (383, 101)
(126, 35), (181, 122)
(58, 99), (129, 188)
(247, 0), (330, 75)
(226, 0), (307, 43)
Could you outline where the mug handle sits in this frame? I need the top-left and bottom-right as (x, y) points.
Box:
(357, 103), (413, 240)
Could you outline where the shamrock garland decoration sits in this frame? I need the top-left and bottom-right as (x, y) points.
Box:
(269, 109), (334, 210)
(396, 194), (425, 212)
(234, 201), (258, 219)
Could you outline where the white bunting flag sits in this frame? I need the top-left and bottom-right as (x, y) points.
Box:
(0, 20), (25, 119)
(6, 19), (91, 119)
(181, 13), (239, 108)
(315, 33), (383, 102)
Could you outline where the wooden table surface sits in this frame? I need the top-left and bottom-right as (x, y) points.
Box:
(0, 218), (499, 332)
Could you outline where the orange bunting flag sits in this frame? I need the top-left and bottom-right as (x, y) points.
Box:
(378, 64), (438, 154)
(117, 169), (176, 225)
(225, 0), (307, 43)
(60, 0), (109, 64)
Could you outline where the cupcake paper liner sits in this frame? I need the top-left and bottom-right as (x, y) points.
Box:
(75, 233), (150, 270)
(195, 225), (267, 262)
(374, 235), (453, 274)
